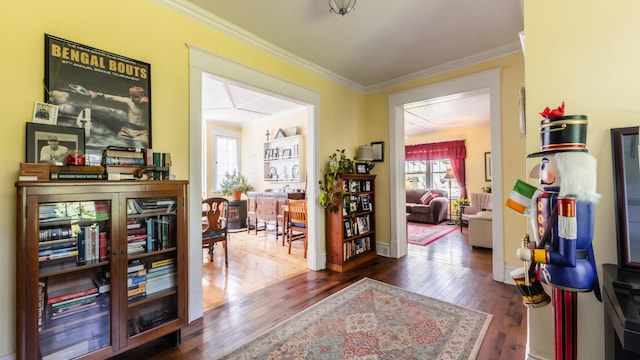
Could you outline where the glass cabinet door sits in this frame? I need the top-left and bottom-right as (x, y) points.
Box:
(37, 200), (112, 359)
(125, 196), (179, 338)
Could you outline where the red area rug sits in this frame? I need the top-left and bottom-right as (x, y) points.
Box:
(218, 278), (492, 359)
(408, 222), (457, 246)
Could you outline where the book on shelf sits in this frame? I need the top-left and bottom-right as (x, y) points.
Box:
(127, 292), (147, 302)
(50, 172), (105, 180)
(47, 283), (98, 305)
(39, 249), (79, 262)
(150, 257), (175, 269)
(146, 265), (175, 278)
(127, 284), (147, 298)
(128, 260), (145, 273)
(128, 268), (147, 278)
(49, 165), (105, 174)
(51, 292), (99, 311)
(128, 274), (147, 287)
(105, 145), (146, 153)
(39, 238), (77, 251)
(93, 278), (110, 294)
(39, 226), (73, 242)
(103, 156), (145, 166)
(38, 281), (46, 331)
(147, 262), (175, 274)
(104, 149), (144, 159)
(49, 301), (99, 320)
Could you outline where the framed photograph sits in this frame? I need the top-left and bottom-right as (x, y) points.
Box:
(289, 126), (298, 136)
(32, 102), (59, 125)
(355, 162), (368, 174)
(44, 34), (151, 166)
(26, 123), (85, 165)
(371, 141), (384, 162)
(282, 149), (292, 158)
(485, 152), (492, 181)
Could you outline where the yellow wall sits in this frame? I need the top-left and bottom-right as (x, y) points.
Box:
(524, 1), (640, 359)
(0, 1), (531, 358)
(405, 125), (492, 195)
(0, 0), (364, 355)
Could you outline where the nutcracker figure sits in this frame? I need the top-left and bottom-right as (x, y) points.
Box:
(508, 103), (601, 360)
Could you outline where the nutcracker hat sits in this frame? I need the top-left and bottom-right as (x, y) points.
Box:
(527, 103), (589, 158)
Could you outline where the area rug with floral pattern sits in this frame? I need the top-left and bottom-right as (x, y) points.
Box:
(408, 222), (457, 246)
(218, 278), (492, 360)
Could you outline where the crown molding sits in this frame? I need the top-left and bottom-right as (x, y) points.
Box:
(156, 0), (364, 92)
(157, 0), (522, 94)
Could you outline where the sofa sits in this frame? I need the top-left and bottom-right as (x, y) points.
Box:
(405, 189), (449, 224)
(468, 211), (493, 248)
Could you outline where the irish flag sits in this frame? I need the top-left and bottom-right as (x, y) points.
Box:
(505, 180), (542, 215)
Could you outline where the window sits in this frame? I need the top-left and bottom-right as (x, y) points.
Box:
(404, 159), (460, 199)
(213, 134), (239, 192)
(203, 125), (240, 195)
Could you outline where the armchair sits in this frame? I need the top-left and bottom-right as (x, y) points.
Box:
(460, 192), (492, 232)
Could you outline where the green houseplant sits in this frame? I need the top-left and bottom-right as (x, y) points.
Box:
(318, 149), (354, 212)
(220, 171), (253, 200)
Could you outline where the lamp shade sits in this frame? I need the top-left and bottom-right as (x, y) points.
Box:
(357, 145), (374, 161)
(443, 168), (456, 180)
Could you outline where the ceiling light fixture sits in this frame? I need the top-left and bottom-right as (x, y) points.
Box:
(329, 0), (356, 16)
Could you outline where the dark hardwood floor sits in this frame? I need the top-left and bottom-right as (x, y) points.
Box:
(116, 224), (527, 359)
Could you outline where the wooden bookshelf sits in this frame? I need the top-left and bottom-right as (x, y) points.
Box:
(325, 174), (377, 272)
(15, 180), (188, 360)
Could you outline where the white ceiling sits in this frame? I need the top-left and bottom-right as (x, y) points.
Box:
(174, 0), (523, 134)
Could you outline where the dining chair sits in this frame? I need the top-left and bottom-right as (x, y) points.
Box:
(286, 199), (308, 258)
(202, 197), (229, 266)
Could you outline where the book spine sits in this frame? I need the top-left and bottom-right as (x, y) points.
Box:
(99, 232), (107, 261)
(146, 218), (154, 252)
(104, 149), (144, 158)
(50, 173), (104, 180)
(104, 157), (145, 165)
(47, 287), (98, 305)
(150, 258), (175, 268)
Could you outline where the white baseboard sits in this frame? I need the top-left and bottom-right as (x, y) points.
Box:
(376, 242), (390, 257)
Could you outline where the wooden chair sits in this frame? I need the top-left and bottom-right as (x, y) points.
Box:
(287, 199), (308, 258)
(202, 197), (229, 266)
(254, 197), (280, 238)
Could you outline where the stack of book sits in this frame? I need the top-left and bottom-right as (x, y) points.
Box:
(46, 282), (100, 322)
(146, 259), (176, 295)
(147, 151), (171, 180)
(38, 226), (78, 263)
(127, 260), (147, 302)
(49, 165), (105, 180)
(102, 146), (147, 180)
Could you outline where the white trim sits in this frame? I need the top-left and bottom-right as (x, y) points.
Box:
(188, 44), (322, 323)
(388, 69), (505, 282)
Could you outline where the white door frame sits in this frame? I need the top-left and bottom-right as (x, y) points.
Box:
(187, 45), (322, 322)
(388, 68), (505, 282)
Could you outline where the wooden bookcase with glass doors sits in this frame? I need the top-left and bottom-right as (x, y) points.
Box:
(15, 180), (188, 360)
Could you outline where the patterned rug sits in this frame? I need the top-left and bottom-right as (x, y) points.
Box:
(218, 278), (492, 360)
(408, 222), (457, 246)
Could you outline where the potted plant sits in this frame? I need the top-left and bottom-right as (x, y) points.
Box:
(318, 149), (354, 212)
(220, 171), (253, 200)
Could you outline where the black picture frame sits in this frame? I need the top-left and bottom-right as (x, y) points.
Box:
(484, 152), (492, 181)
(26, 123), (85, 165)
(355, 162), (369, 174)
(371, 141), (384, 162)
(611, 127), (640, 270)
(282, 149), (292, 158)
(44, 34), (151, 166)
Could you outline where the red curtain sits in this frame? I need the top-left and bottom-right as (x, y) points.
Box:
(405, 140), (467, 199)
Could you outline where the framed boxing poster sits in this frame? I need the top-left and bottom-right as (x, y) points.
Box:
(44, 34), (151, 165)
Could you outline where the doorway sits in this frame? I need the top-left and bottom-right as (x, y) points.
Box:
(388, 69), (505, 282)
(188, 45), (322, 322)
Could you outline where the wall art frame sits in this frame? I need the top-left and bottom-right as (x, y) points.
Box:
(32, 101), (59, 125)
(44, 34), (151, 166)
(371, 141), (384, 162)
(26, 122), (85, 165)
(484, 152), (492, 181)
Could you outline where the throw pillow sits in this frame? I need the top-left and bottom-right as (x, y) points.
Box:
(419, 191), (435, 205)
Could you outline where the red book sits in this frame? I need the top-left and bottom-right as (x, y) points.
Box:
(99, 232), (108, 261)
(47, 285), (98, 305)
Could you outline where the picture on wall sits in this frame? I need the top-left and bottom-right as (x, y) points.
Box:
(26, 122), (85, 165)
(44, 34), (151, 165)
